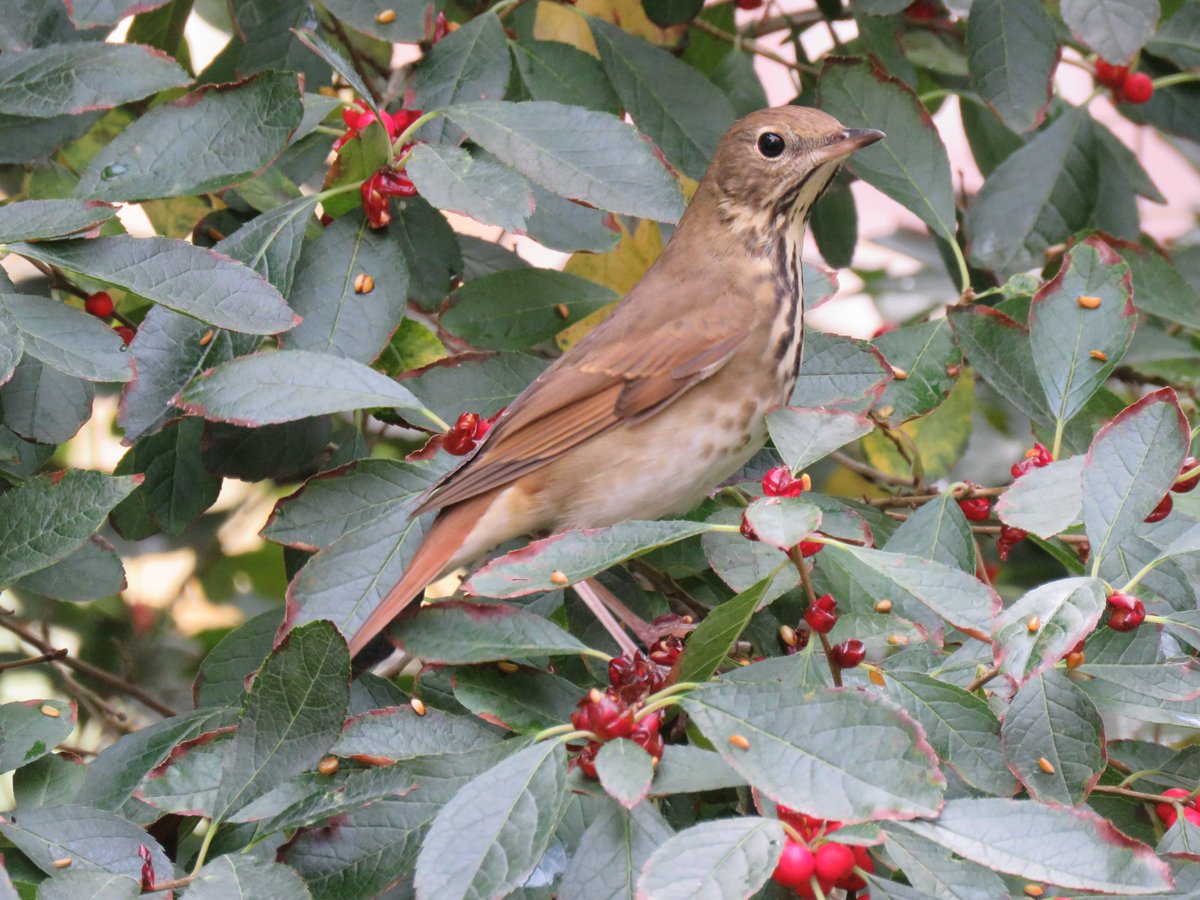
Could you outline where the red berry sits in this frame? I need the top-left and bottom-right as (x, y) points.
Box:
(1156, 788), (1192, 827)
(838, 845), (874, 890)
(573, 740), (600, 779)
(735, 0), (763, 8)
(608, 652), (665, 704)
(813, 842), (856, 884)
(762, 465), (808, 498)
(1121, 72), (1154, 104)
(805, 594), (838, 634)
(443, 412), (480, 455)
(360, 167), (419, 228)
(1146, 494), (1173, 523)
(630, 710), (664, 761)
(570, 688), (634, 741)
(1173, 457), (1199, 493)
(904, 0), (939, 20)
(648, 634), (684, 667)
(1011, 442), (1053, 478)
(772, 839), (816, 891)
(114, 326), (135, 346)
(997, 523), (1027, 561)
(958, 496), (991, 522)
(797, 540), (823, 558)
(1105, 591), (1146, 632)
(84, 291), (113, 318)
(829, 639), (866, 669)
(1094, 59), (1128, 88)
(740, 511), (759, 542)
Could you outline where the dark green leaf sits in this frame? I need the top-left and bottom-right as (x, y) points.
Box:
(742, 497), (821, 553)
(884, 493), (975, 573)
(1061, 0), (1159, 62)
(677, 576), (772, 684)
(332, 704), (499, 762)
(194, 609), (278, 708)
(651, 745), (746, 795)
(184, 856), (311, 900)
(637, 817), (784, 900)
(1147, 1), (1200, 68)
(810, 176), (858, 268)
(389, 600), (593, 662)
(37, 872), (140, 900)
(14, 235), (297, 334)
(111, 418), (221, 535)
(596, 738), (655, 809)
(12, 753), (86, 808)
(451, 665), (579, 732)
(559, 801), (673, 900)
(413, 14), (510, 142)
(880, 828), (1010, 899)
(407, 143), (534, 232)
(1118, 243), (1200, 329)
(0, 700), (74, 774)
(0, 199), (117, 243)
(404, 351), (548, 423)
(0, 356), (93, 444)
(320, 0), (437, 44)
(791, 330), (890, 410)
(78, 72), (303, 201)
(215, 194), (318, 296)
(525, 184), (622, 254)
(873, 319), (962, 423)
(511, 40), (620, 115)
(0, 42), (189, 117)
(765, 405), (874, 470)
(967, 0), (1058, 132)
(0, 805), (171, 881)
(3, 293), (133, 382)
(136, 728), (231, 816)
(14, 535), (121, 601)
(702, 508), (798, 602)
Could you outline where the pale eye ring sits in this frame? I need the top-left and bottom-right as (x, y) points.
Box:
(757, 132), (785, 158)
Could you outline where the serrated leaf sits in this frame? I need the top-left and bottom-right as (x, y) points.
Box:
(511, 39), (620, 115)
(872, 319), (962, 423)
(0, 42), (189, 118)
(884, 493), (975, 573)
(136, 728), (232, 816)
(898, 797), (1171, 892)
(0, 700), (74, 774)
(765, 405), (874, 471)
(596, 739), (655, 809)
(452, 666), (580, 732)
(993, 577), (1107, 682)
(1001, 669), (1105, 806)
(676, 575), (772, 685)
(414, 741), (569, 900)
(184, 856), (311, 900)
(682, 682), (945, 822)
(443, 101), (684, 223)
(819, 57), (957, 243)
(1081, 388), (1188, 567)
(589, 18), (734, 181)
(0, 199), (117, 243)
(466, 521), (718, 598)
(14, 235), (296, 335)
(282, 212), (409, 363)
(332, 704), (499, 762)
(213, 620), (350, 820)
(216, 195), (317, 296)
(78, 72), (303, 201)
(0, 805), (171, 881)
(178, 350), (440, 428)
(194, 610), (278, 708)
(0, 470), (136, 587)
(525, 183), (622, 254)
(884, 671), (1015, 796)
(407, 143), (534, 232)
(3, 294), (132, 382)
(1061, 0), (1160, 62)
(560, 801), (673, 900)
(996, 455), (1085, 537)
(413, 14), (511, 143)
(792, 330), (890, 411)
(442, 268), (618, 350)
(389, 600), (592, 663)
(637, 817), (784, 900)
(405, 350), (548, 423)
(881, 827), (1010, 900)
(967, 0), (1058, 132)
(741, 497), (821, 552)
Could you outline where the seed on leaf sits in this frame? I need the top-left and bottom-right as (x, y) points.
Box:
(375, 8), (397, 23)
(1077, 295), (1101, 309)
(1027, 616), (1040, 633)
(550, 570), (570, 586)
(1037, 757), (1055, 774)
(497, 661), (519, 674)
(1088, 349), (1107, 362)
(556, 303), (570, 318)
(40, 704), (60, 718)
(891, 367), (908, 381)
(887, 634), (908, 646)
(318, 756), (339, 776)
(410, 697), (426, 716)
(354, 273), (375, 294)
(779, 624), (798, 647)
(52, 858), (72, 869)
(874, 598), (893, 614)
(1066, 651), (1085, 669)
(868, 668), (886, 686)
(729, 734), (750, 750)
(199, 329), (214, 347)
(1024, 885), (1044, 898)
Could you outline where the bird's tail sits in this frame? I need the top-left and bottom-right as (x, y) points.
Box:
(347, 491), (495, 657)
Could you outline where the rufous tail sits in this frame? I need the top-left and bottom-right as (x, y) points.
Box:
(347, 491), (496, 657)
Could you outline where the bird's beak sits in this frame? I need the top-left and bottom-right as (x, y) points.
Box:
(812, 128), (885, 164)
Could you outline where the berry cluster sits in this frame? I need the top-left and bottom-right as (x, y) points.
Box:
(1156, 788), (1200, 829)
(1094, 60), (1154, 104)
(1105, 590), (1146, 632)
(415, 409), (505, 459)
(999, 444), (1056, 560)
(772, 805), (874, 898)
(334, 100), (423, 152)
(1142, 456), (1199, 524)
(570, 650), (673, 778)
(332, 99), (425, 228)
(83, 291), (134, 345)
(741, 466), (823, 557)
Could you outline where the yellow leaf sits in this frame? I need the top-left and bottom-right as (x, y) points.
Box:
(533, 3), (598, 55)
(534, 0), (682, 54)
(862, 370), (974, 481)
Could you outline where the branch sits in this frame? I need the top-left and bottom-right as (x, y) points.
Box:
(0, 648), (67, 671)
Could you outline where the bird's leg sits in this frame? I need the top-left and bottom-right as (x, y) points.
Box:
(573, 579), (642, 658)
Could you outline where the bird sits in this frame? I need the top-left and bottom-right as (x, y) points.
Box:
(345, 105), (883, 657)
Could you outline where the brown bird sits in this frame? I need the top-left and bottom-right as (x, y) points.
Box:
(346, 106), (883, 657)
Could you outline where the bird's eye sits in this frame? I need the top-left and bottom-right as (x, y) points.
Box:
(757, 132), (785, 158)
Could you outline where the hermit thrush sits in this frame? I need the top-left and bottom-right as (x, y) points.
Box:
(346, 106), (883, 656)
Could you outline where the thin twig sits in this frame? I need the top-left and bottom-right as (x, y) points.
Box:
(866, 486), (1007, 508)
(966, 664), (1001, 693)
(689, 18), (817, 74)
(144, 875), (196, 894)
(830, 451), (916, 487)
(0, 648), (68, 671)
(742, 9), (827, 37)
(1091, 784), (1180, 804)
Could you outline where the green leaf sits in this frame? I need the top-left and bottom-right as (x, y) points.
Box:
(819, 57), (957, 243)
(465, 521), (718, 598)
(765, 406), (874, 471)
(1082, 388), (1188, 567)
(405, 351), (548, 423)
(966, 0), (1058, 132)
(215, 195), (317, 297)
(677, 576), (773, 684)
(791, 331), (891, 410)
(0, 805), (171, 881)
(702, 509), (798, 602)
(184, 856), (312, 900)
(966, 107), (1099, 274)
(2, 294), (133, 382)
(560, 801), (673, 900)
(332, 704), (500, 762)
(281, 212), (409, 363)
(0, 700), (74, 774)
(320, 0), (436, 44)
(510, 40), (620, 115)
(1061, 0), (1160, 62)
(14, 235), (297, 335)
(1030, 237), (1136, 427)
(682, 682), (945, 821)
(872, 319), (962, 423)
(111, 418), (222, 536)
(880, 828), (1010, 899)
(69, 0), (169, 28)
(406, 144), (534, 232)
(77, 72), (303, 201)
(1001, 669), (1105, 806)
(0, 357), (93, 444)
(213, 620), (350, 820)
(0, 470), (136, 587)
(1147, 2), (1200, 68)
(884, 493), (975, 573)
(12, 753), (86, 808)
(883, 671), (1016, 796)
(525, 183), (621, 254)
(414, 741), (570, 900)
(996, 455), (1085, 537)
(651, 745), (746, 795)
(451, 666), (580, 733)
(441, 269), (618, 350)
(178, 350), (440, 428)
(742, 497), (821, 552)
(636, 817), (784, 900)
(443, 101), (684, 223)
(413, 13), (511, 143)
(293, 29), (384, 128)
(992, 577), (1107, 682)
(389, 601), (593, 663)
(0, 42), (189, 117)
(194, 610), (278, 708)
(136, 728), (231, 817)
(0, 199), (117, 243)
(1117, 243), (1200, 329)
(589, 19), (735, 181)
(898, 797), (1172, 892)
(37, 871), (140, 900)
(810, 175), (858, 268)
(596, 739), (655, 810)
(1077, 659), (1200, 726)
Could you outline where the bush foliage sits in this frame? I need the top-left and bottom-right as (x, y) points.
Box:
(1, 0), (1200, 897)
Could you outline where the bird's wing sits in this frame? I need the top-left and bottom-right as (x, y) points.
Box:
(415, 293), (752, 513)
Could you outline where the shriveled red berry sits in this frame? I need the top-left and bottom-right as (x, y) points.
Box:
(84, 291), (113, 318)
(114, 325), (135, 346)
(630, 710), (664, 761)
(904, 0), (939, 20)
(1156, 788), (1192, 827)
(1173, 457), (1199, 493)
(829, 639), (866, 668)
(1105, 591), (1146, 632)
(1121, 72), (1154, 104)
(805, 594), (838, 634)
(997, 523), (1027, 561)
(571, 688), (634, 741)
(762, 465), (809, 498)
(740, 511), (759, 542)
(1146, 494), (1173, 523)
(1011, 442), (1053, 478)
(735, 0), (763, 8)
(797, 540), (823, 558)
(608, 652), (664, 704)
(573, 740), (601, 779)
(958, 495), (991, 522)
(772, 839), (816, 891)
(1094, 59), (1128, 88)
(443, 412), (480, 455)
(814, 842), (856, 884)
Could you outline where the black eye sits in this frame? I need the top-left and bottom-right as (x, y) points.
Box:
(757, 132), (785, 158)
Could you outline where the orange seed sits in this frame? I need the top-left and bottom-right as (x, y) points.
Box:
(410, 697), (426, 716)
(729, 734), (750, 750)
(199, 329), (214, 347)
(40, 704), (60, 718)
(1089, 349), (1107, 361)
(556, 303), (570, 318)
(1037, 757), (1055, 774)
(318, 756), (339, 776)
(375, 8), (397, 23)
(779, 624), (798, 647)
(1027, 616), (1040, 633)
(874, 599), (893, 614)
(1077, 295), (1101, 309)
(550, 570), (569, 586)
